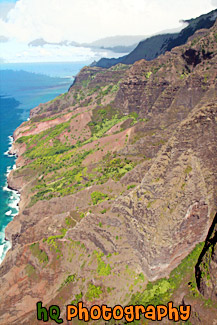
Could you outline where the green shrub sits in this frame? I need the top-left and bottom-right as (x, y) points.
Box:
(91, 191), (108, 205)
(30, 242), (48, 265)
(127, 184), (136, 190)
(71, 292), (83, 304)
(86, 283), (102, 301)
(185, 166), (192, 174)
(59, 274), (76, 290)
(94, 250), (111, 276)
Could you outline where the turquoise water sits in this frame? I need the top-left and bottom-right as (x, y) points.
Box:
(0, 61), (87, 262)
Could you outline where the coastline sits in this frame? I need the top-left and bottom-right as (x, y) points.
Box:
(0, 65), (78, 266)
(0, 135), (20, 264)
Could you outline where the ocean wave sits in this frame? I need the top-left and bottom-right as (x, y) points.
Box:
(4, 145), (16, 158)
(3, 151), (14, 157)
(8, 135), (13, 144)
(3, 185), (11, 192)
(3, 136), (15, 157)
(0, 240), (11, 265)
(8, 200), (19, 210)
(6, 166), (12, 173)
(5, 210), (12, 216)
(0, 225), (12, 264)
(0, 138), (20, 265)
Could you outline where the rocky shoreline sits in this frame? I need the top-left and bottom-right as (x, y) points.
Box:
(4, 137), (25, 246)
(0, 137), (20, 264)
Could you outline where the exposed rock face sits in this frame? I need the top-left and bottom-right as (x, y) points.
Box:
(196, 213), (217, 302)
(0, 19), (216, 325)
(113, 100), (216, 279)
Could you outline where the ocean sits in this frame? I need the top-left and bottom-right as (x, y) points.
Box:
(0, 61), (89, 263)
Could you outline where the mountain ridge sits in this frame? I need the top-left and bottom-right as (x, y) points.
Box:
(0, 17), (216, 324)
(93, 9), (217, 68)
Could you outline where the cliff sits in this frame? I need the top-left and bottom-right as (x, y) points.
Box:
(0, 18), (216, 325)
(93, 9), (217, 68)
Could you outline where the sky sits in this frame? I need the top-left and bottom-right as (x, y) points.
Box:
(0, 0), (216, 63)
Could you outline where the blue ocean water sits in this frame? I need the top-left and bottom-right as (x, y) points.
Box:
(0, 61), (88, 263)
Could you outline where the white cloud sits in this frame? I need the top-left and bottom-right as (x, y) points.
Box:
(0, 2), (16, 20)
(0, 0), (216, 43)
(0, 39), (126, 63)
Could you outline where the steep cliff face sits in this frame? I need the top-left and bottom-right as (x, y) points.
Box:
(196, 213), (217, 302)
(0, 20), (216, 324)
(93, 9), (217, 68)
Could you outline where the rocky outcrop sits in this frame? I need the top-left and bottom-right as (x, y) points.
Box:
(196, 213), (217, 302)
(112, 98), (216, 279)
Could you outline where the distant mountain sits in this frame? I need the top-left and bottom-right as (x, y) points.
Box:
(85, 35), (147, 53)
(93, 9), (217, 68)
(28, 35), (148, 54)
(28, 38), (79, 47)
(86, 35), (148, 47)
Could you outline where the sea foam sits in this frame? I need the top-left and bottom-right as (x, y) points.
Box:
(0, 137), (20, 265)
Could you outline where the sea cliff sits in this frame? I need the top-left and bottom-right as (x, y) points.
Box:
(0, 20), (216, 324)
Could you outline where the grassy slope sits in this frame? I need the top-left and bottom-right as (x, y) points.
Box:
(8, 22), (217, 324)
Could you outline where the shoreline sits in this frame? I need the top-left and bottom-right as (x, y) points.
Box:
(0, 66), (78, 267)
(0, 135), (20, 264)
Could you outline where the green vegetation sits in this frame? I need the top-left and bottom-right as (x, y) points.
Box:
(130, 242), (204, 307)
(87, 85), (100, 96)
(94, 250), (111, 276)
(29, 153), (136, 206)
(43, 235), (63, 257)
(97, 155), (136, 182)
(65, 216), (76, 228)
(185, 165), (192, 174)
(71, 292), (83, 304)
(17, 120), (72, 159)
(79, 212), (85, 219)
(59, 274), (76, 290)
(147, 200), (156, 208)
(60, 228), (67, 236)
(29, 242), (48, 265)
(45, 235), (64, 242)
(38, 113), (64, 123)
(191, 37), (200, 46)
(29, 150), (92, 205)
(88, 112), (127, 139)
(91, 191), (108, 205)
(145, 71), (152, 79)
(127, 184), (136, 190)
(88, 105), (141, 139)
(180, 68), (189, 79)
(25, 264), (37, 277)
(50, 92), (67, 103)
(107, 287), (113, 293)
(110, 64), (129, 71)
(86, 283), (103, 301)
(16, 95), (139, 207)
(199, 245), (213, 284)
